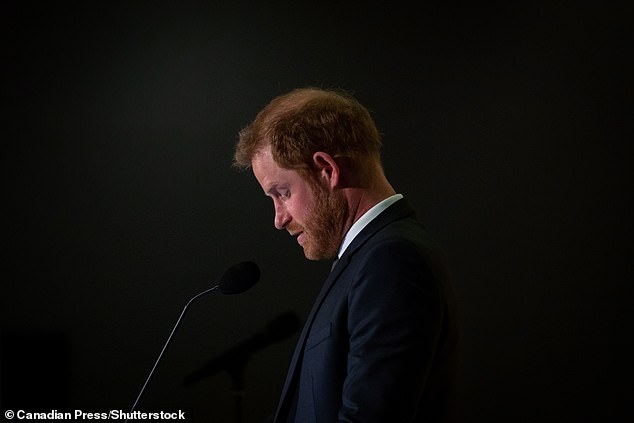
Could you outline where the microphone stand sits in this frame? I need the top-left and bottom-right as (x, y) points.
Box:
(125, 285), (219, 423)
(227, 359), (247, 423)
(183, 310), (300, 423)
(227, 358), (248, 423)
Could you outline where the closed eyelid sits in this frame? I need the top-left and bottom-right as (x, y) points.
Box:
(267, 185), (289, 198)
(263, 184), (278, 197)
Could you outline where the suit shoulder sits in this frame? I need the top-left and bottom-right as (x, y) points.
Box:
(354, 217), (451, 283)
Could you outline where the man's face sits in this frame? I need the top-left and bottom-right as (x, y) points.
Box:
(252, 148), (346, 260)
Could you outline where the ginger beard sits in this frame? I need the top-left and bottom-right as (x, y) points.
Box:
(293, 181), (347, 261)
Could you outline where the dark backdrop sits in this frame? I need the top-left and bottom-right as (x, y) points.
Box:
(2, 2), (632, 422)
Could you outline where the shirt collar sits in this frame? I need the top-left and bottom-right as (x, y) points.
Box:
(337, 193), (404, 259)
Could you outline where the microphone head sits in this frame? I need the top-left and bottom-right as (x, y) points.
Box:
(219, 261), (260, 294)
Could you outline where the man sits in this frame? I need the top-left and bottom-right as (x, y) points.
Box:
(233, 87), (459, 422)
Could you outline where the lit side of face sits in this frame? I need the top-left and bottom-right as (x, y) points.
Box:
(251, 148), (344, 260)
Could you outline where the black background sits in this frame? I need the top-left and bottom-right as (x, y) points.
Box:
(2, 2), (632, 422)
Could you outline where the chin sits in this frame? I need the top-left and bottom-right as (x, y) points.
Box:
(302, 245), (337, 261)
(302, 248), (322, 261)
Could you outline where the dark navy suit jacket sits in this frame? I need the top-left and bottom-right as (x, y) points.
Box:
(273, 198), (459, 423)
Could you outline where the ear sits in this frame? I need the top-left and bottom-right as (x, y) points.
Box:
(312, 152), (340, 189)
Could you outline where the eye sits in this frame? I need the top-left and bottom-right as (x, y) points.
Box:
(278, 189), (290, 200)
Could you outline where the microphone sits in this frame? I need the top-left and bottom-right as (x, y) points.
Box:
(183, 311), (301, 387)
(125, 261), (259, 420)
(217, 260), (260, 294)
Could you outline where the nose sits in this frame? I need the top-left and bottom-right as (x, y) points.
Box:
(274, 202), (291, 230)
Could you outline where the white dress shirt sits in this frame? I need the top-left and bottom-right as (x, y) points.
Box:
(337, 193), (404, 259)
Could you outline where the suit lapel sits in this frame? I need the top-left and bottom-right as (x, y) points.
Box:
(274, 258), (348, 421)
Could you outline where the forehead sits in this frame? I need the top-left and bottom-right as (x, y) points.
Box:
(251, 148), (304, 193)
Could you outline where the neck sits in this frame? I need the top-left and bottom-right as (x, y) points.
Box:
(331, 155), (396, 238)
(342, 174), (396, 232)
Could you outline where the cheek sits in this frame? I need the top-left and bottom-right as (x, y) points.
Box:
(286, 202), (302, 221)
(294, 195), (317, 222)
